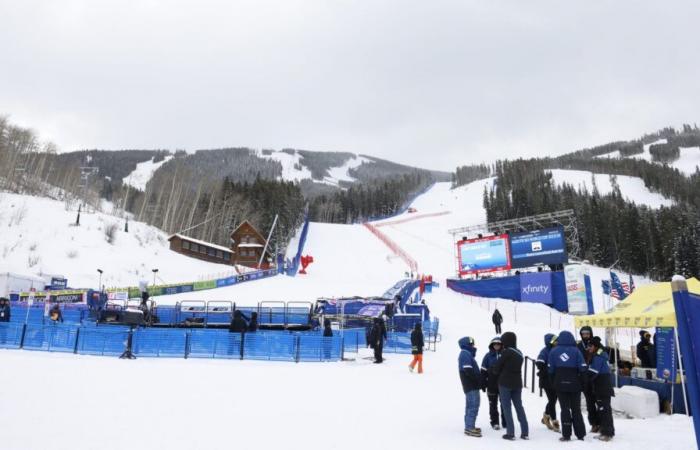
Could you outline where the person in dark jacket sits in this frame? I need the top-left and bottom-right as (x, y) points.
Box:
(49, 303), (63, 323)
(536, 333), (560, 432)
(322, 318), (333, 360)
(491, 331), (528, 440)
(549, 330), (588, 441)
(369, 317), (387, 363)
(409, 322), (424, 374)
(229, 310), (248, 333)
(588, 337), (615, 441)
(492, 308), (503, 334)
(459, 336), (482, 437)
(480, 336), (506, 430)
(636, 330), (656, 368)
(0, 297), (11, 322)
(577, 326), (599, 432)
(247, 312), (259, 332)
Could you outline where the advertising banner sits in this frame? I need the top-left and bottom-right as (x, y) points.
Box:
(655, 327), (677, 381)
(457, 234), (511, 276)
(564, 264), (589, 315)
(50, 277), (68, 290)
(509, 226), (568, 269)
(520, 272), (553, 304)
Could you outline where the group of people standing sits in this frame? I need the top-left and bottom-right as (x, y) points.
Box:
(459, 326), (616, 442)
(228, 310), (259, 333)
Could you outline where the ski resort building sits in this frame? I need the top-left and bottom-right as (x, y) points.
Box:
(167, 221), (271, 268)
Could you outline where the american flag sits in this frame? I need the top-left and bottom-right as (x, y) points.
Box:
(610, 271), (633, 300)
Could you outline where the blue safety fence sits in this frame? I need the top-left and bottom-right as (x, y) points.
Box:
(0, 322), (25, 349)
(385, 332), (412, 354)
(133, 328), (188, 357)
(188, 329), (243, 359)
(76, 326), (130, 357)
(22, 323), (79, 353)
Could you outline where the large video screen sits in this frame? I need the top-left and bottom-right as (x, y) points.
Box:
(509, 226), (568, 269)
(458, 234), (511, 275)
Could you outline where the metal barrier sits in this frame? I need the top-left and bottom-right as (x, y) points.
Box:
(0, 322), (26, 349)
(523, 356), (537, 394)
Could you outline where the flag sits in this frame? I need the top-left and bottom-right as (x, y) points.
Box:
(601, 280), (611, 295)
(610, 271), (630, 300)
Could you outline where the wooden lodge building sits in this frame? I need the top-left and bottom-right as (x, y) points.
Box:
(168, 220), (272, 269)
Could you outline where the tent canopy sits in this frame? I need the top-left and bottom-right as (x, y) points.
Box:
(575, 278), (700, 329)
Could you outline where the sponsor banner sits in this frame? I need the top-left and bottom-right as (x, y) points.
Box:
(457, 234), (511, 275)
(655, 327), (677, 382)
(50, 277), (68, 290)
(509, 226), (568, 269)
(520, 272), (553, 304)
(564, 264), (589, 315)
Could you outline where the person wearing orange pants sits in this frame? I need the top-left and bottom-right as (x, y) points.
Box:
(409, 322), (425, 373)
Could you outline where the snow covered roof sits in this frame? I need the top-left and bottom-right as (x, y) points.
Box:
(167, 234), (232, 253)
(238, 243), (264, 248)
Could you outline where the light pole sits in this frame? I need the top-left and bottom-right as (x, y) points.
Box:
(97, 269), (103, 291)
(152, 269), (159, 287)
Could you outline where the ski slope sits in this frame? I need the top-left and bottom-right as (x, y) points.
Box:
(547, 169), (674, 209)
(122, 155), (173, 191)
(0, 179), (695, 450)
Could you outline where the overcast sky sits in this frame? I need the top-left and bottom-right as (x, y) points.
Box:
(1, 1), (699, 171)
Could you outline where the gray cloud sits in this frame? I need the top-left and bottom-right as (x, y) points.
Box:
(1, 0), (698, 171)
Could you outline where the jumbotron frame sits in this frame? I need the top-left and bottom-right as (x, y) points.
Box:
(448, 209), (580, 277)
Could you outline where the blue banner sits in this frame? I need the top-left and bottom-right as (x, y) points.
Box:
(655, 327), (677, 381)
(520, 272), (553, 304)
(509, 226), (568, 269)
(50, 278), (68, 290)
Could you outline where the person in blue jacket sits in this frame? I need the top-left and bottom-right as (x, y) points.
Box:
(480, 336), (506, 430)
(459, 336), (482, 437)
(588, 337), (615, 442)
(536, 333), (560, 432)
(548, 330), (588, 441)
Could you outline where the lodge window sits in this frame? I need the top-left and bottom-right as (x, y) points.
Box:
(216, 250), (223, 259)
(200, 246), (207, 254)
(223, 252), (231, 261)
(191, 243), (199, 252)
(208, 248), (215, 257)
(182, 240), (190, 250)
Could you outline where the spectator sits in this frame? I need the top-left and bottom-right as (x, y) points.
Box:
(577, 326), (599, 432)
(636, 330), (656, 368)
(408, 322), (424, 374)
(368, 317), (387, 363)
(536, 333), (560, 432)
(480, 336), (506, 430)
(548, 330), (588, 441)
(588, 337), (615, 442)
(0, 297), (11, 322)
(491, 331), (529, 441)
(49, 303), (63, 323)
(492, 308), (503, 334)
(247, 312), (259, 332)
(458, 336), (482, 438)
(229, 310), (248, 333)
(322, 318), (333, 360)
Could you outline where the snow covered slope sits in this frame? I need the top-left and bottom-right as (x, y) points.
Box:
(122, 155), (173, 191)
(0, 192), (246, 289)
(673, 146), (700, 176)
(323, 154), (371, 186)
(547, 169), (674, 208)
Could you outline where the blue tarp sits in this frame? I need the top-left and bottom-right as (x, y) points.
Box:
(446, 271), (590, 314)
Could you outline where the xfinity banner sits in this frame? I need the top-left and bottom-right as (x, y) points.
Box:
(519, 272), (553, 304)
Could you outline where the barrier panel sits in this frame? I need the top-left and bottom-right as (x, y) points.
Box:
(187, 329), (243, 359)
(244, 332), (297, 361)
(22, 323), (79, 353)
(0, 322), (25, 349)
(385, 332), (412, 354)
(298, 335), (343, 362)
(76, 326), (129, 356)
(133, 328), (187, 357)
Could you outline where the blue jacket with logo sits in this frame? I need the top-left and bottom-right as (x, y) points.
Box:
(588, 348), (614, 398)
(458, 337), (481, 393)
(548, 331), (587, 393)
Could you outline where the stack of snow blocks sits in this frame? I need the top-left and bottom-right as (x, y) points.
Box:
(611, 386), (659, 418)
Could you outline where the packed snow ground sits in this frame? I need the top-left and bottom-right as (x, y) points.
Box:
(0, 179), (695, 450)
(122, 155), (173, 191)
(547, 169), (674, 209)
